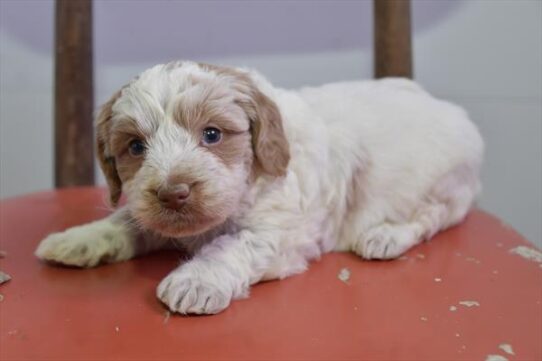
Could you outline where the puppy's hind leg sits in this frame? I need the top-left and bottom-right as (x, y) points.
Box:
(352, 166), (479, 260)
(353, 203), (448, 259)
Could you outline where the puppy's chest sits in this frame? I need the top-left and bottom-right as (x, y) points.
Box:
(170, 219), (241, 254)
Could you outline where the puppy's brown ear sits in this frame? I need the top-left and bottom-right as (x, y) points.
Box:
(199, 62), (290, 176)
(95, 91), (122, 206)
(245, 88), (290, 177)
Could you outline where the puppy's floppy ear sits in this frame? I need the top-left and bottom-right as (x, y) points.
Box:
(95, 91), (122, 206)
(199, 62), (290, 176)
(243, 84), (290, 177)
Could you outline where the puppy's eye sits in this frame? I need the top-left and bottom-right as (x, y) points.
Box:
(202, 127), (222, 145)
(128, 139), (146, 156)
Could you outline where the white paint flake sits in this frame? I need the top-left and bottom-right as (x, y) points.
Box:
(465, 257), (481, 264)
(450, 306), (457, 312)
(416, 254), (426, 259)
(115, 326), (120, 332)
(163, 311), (171, 324)
(434, 277), (442, 282)
(485, 355), (508, 361)
(509, 246), (542, 263)
(0, 271), (11, 285)
(498, 344), (515, 355)
(420, 316), (428, 321)
(459, 300), (480, 307)
(337, 268), (351, 283)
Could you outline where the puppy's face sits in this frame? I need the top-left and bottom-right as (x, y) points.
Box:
(96, 62), (289, 237)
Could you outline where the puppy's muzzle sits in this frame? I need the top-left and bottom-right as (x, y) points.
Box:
(157, 183), (190, 210)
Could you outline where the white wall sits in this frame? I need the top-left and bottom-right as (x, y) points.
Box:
(0, 0), (540, 246)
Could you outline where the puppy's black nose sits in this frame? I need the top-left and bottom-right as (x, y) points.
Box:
(157, 184), (190, 210)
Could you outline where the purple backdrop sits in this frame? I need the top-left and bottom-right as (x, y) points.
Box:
(0, 0), (463, 65)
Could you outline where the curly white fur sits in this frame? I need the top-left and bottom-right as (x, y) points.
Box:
(36, 62), (484, 314)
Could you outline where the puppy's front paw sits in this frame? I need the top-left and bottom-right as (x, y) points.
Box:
(157, 268), (232, 315)
(35, 221), (133, 268)
(356, 223), (419, 260)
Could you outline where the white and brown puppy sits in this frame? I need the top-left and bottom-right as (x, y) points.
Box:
(36, 61), (484, 314)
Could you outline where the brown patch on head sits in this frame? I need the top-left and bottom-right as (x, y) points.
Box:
(198, 63), (290, 177)
(113, 148), (145, 186)
(207, 131), (253, 170)
(171, 73), (253, 171)
(96, 91), (123, 206)
(108, 117), (148, 184)
(172, 81), (248, 134)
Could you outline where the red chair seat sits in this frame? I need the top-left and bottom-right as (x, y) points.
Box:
(1, 187), (540, 360)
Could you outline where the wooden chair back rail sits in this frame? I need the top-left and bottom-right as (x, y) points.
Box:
(53, 0), (412, 187)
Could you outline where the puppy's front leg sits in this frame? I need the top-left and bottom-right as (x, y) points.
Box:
(157, 231), (277, 315)
(35, 207), (164, 268)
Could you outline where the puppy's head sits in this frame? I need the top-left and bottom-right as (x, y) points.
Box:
(96, 62), (290, 237)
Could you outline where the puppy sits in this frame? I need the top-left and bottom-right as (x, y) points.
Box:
(36, 61), (484, 314)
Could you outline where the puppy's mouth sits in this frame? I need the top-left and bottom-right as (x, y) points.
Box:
(149, 215), (221, 238)
(131, 197), (227, 238)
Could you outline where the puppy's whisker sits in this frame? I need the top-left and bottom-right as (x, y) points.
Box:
(94, 205), (116, 212)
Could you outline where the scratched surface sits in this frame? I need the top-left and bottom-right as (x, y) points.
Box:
(1, 187), (541, 360)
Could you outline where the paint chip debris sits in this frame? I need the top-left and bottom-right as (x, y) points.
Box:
(509, 246), (542, 263)
(337, 268), (351, 283)
(485, 355), (508, 361)
(459, 300), (480, 307)
(0, 250), (6, 258)
(449, 305), (457, 312)
(420, 316), (428, 321)
(455, 333), (460, 337)
(416, 254), (425, 259)
(163, 311), (171, 324)
(498, 343), (515, 355)
(115, 326), (120, 332)
(465, 257), (481, 264)
(0, 271), (11, 285)
(434, 277), (442, 282)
